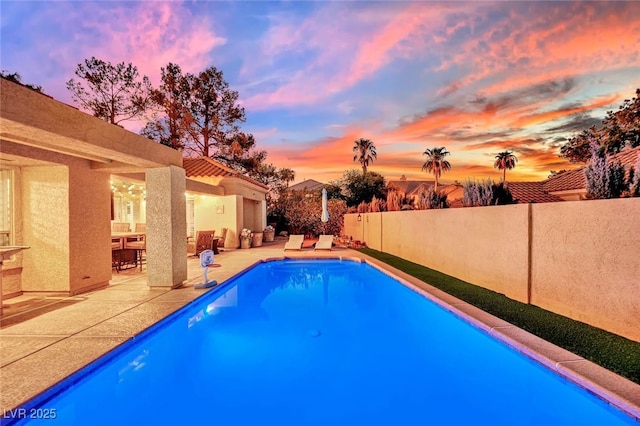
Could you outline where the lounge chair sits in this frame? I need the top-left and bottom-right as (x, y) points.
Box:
(314, 235), (334, 250)
(284, 234), (304, 250)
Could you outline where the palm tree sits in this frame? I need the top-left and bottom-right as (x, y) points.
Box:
(352, 138), (377, 174)
(421, 147), (451, 190)
(494, 151), (518, 182)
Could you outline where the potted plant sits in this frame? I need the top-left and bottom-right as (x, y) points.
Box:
(264, 225), (275, 242)
(240, 228), (253, 249)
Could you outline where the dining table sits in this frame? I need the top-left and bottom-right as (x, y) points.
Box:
(111, 232), (145, 271)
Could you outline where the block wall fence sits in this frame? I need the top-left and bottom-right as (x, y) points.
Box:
(344, 198), (640, 342)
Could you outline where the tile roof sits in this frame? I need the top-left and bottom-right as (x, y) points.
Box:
(542, 168), (586, 193)
(182, 157), (269, 189)
(507, 182), (565, 203)
(388, 180), (435, 195)
(448, 198), (464, 208)
(289, 179), (325, 192)
(439, 184), (464, 199)
(614, 145), (640, 168)
(543, 146), (640, 193)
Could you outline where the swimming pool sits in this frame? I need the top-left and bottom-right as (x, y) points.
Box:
(8, 259), (636, 425)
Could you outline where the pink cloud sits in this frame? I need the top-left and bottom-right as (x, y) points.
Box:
(242, 3), (457, 110)
(60, 2), (225, 86)
(343, 6), (438, 87)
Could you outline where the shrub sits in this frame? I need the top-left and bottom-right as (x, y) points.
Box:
(463, 178), (494, 206)
(369, 196), (381, 212)
(415, 187), (448, 209)
(607, 160), (627, 198)
(386, 188), (403, 211)
(585, 138), (630, 199)
(491, 182), (516, 205)
(629, 155), (640, 197)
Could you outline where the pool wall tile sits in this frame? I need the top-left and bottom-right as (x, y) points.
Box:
(556, 360), (640, 420)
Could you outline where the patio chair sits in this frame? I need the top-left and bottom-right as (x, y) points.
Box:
(284, 234), (304, 250)
(124, 223), (146, 271)
(188, 230), (215, 257)
(215, 228), (227, 251)
(111, 237), (122, 272)
(112, 222), (130, 232)
(314, 235), (334, 250)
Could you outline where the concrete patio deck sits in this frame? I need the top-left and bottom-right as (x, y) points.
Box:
(1, 239), (639, 421)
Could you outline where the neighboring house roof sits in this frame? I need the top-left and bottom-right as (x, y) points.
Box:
(542, 168), (586, 193)
(448, 198), (464, 208)
(439, 183), (464, 199)
(183, 157), (269, 189)
(289, 179), (325, 192)
(613, 145), (640, 168)
(387, 180), (435, 196)
(543, 146), (640, 193)
(507, 182), (565, 203)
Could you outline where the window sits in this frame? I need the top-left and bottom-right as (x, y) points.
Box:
(0, 169), (13, 246)
(111, 179), (146, 225)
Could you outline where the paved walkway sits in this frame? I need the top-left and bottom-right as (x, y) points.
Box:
(1, 239), (639, 420)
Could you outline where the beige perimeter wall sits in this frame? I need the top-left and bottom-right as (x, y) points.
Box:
(530, 199), (640, 342)
(345, 198), (640, 342)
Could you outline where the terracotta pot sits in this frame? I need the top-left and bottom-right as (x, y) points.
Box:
(240, 238), (251, 249)
(264, 230), (275, 242)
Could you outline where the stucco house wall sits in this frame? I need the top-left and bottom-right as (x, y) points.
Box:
(185, 160), (268, 248)
(193, 194), (238, 248)
(21, 165), (70, 292)
(2, 142), (112, 295)
(1, 77), (186, 298)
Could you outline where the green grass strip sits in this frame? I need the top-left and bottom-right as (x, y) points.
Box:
(359, 248), (640, 384)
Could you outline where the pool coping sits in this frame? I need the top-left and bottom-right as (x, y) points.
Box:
(2, 250), (639, 422)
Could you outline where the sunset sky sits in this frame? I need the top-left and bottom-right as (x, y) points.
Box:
(2, 1), (639, 184)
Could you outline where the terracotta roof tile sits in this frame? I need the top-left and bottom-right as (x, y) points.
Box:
(507, 182), (565, 203)
(448, 199), (464, 208)
(614, 146), (640, 168)
(183, 157), (268, 189)
(543, 146), (640, 193)
(542, 168), (586, 192)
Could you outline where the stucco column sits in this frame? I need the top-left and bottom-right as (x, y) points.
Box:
(146, 166), (187, 288)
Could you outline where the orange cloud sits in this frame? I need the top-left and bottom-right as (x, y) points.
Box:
(512, 95), (619, 128)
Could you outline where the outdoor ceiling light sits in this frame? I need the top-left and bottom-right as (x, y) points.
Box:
(357, 213), (362, 222)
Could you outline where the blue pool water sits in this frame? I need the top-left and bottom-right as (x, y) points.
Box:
(11, 259), (635, 425)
